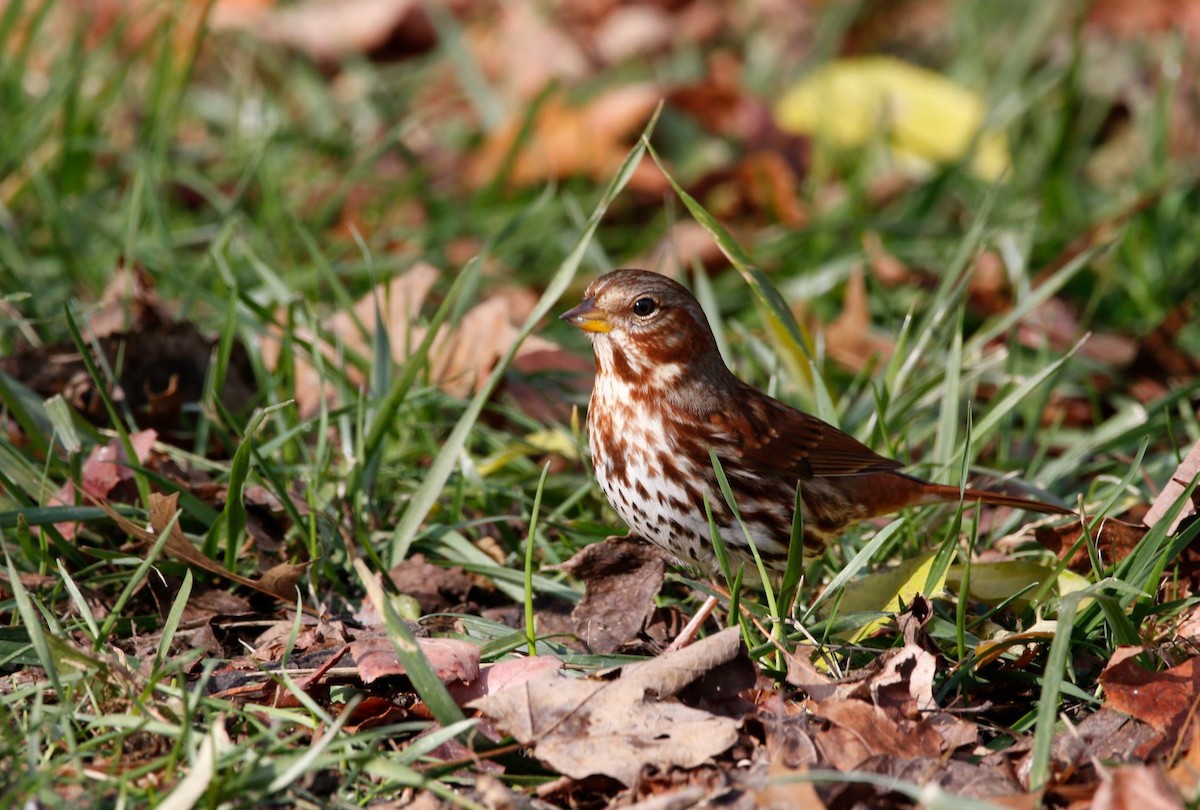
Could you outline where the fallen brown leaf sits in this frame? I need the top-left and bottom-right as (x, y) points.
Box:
(853, 643), (938, 717)
(466, 1), (588, 105)
(1032, 517), (1148, 572)
(863, 231), (914, 286)
(465, 85), (665, 192)
(1091, 764), (1183, 810)
(758, 697), (820, 770)
(1144, 438), (1200, 535)
(92, 492), (316, 607)
(1167, 724), (1200, 802)
(825, 265), (894, 372)
(784, 644), (842, 700)
(91, 262), (172, 338)
(350, 634), (480, 685)
(48, 430), (157, 540)
(471, 626), (743, 786)
(826, 755), (1024, 806)
(592, 4), (672, 63)
(810, 697), (942, 771)
(257, 561), (311, 600)
(447, 655), (564, 705)
(1088, 0), (1200, 42)
(388, 554), (476, 614)
(752, 759), (827, 810)
(1101, 648), (1200, 747)
(211, 0), (436, 62)
(557, 536), (665, 653)
(262, 263), (588, 421)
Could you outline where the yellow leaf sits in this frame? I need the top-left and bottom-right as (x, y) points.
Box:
(775, 56), (1009, 181)
(945, 560), (1089, 612)
(475, 428), (579, 477)
(835, 550), (945, 642)
(525, 428), (580, 460)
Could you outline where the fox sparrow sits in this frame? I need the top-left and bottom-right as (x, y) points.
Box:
(561, 269), (1072, 575)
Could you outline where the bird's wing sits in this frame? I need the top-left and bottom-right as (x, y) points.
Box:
(711, 389), (902, 479)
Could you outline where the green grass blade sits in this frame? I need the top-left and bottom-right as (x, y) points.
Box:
(95, 505), (180, 650)
(154, 569), (193, 674)
(55, 559), (99, 641)
(779, 483), (806, 617)
(524, 462), (551, 656)
(353, 559), (466, 728)
(62, 303), (152, 506)
(351, 259), (482, 498)
(962, 336), (1083, 466)
(643, 138), (816, 397)
(708, 447), (781, 628)
(215, 401), (292, 568)
(1028, 592), (1079, 791)
(804, 519), (907, 620)
(384, 111), (659, 566)
(4, 542), (64, 698)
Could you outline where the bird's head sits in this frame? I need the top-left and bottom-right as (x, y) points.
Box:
(560, 269), (725, 387)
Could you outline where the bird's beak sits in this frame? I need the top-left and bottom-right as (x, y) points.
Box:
(559, 297), (611, 334)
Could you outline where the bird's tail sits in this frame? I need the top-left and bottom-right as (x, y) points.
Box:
(924, 482), (1075, 516)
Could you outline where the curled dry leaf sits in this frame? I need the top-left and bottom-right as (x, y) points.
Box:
(257, 561), (311, 600)
(557, 536), (665, 653)
(470, 626), (743, 786)
(92, 492), (316, 607)
(854, 643), (938, 716)
(91, 262), (172, 338)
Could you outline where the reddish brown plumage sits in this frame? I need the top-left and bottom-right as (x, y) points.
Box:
(561, 269), (1073, 574)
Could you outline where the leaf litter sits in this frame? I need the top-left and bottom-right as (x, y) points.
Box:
(5, 1), (1200, 808)
(471, 626), (744, 787)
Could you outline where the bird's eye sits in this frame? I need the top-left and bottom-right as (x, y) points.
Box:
(632, 297), (657, 317)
